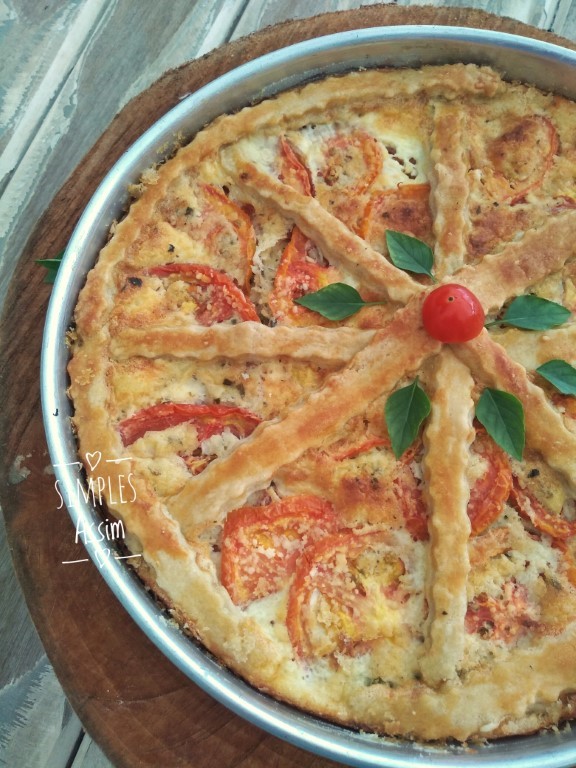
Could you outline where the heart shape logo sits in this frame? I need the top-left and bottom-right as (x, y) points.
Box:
(85, 451), (102, 471)
(94, 547), (111, 569)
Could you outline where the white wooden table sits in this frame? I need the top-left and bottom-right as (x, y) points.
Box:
(1, 1), (576, 766)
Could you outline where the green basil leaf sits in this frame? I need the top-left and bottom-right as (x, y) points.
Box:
(475, 388), (525, 461)
(385, 379), (431, 459)
(536, 359), (576, 395)
(498, 295), (571, 330)
(385, 230), (435, 280)
(294, 282), (383, 321)
(36, 253), (63, 284)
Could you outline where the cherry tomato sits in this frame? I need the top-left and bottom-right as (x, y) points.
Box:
(220, 495), (337, 605)
(422, 284), (485, 343)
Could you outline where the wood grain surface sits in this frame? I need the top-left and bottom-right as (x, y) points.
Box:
(1, 5), (576, 767)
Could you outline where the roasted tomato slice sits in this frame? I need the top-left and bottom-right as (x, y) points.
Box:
(467, 428), (513, 536)
(278, 136), (314, 196)
(268, 227), (341, 325)
(148, 263), (259, 324)
(330, 435), (390, 461)
(220, 495), (337, 606)
(118, 402), (261, 447)
(317, 131), (382, 195)
(465, 580), (538, 643)
(199, 184), (256, 290)
(358, 183), (433, 248)
(392, 442), (428, 542)
(395, 429), (512, 541)
(287, 529), (406, 658)
(313, 130), (383, 228)
(485, 115), (559, 204)
(509, 476), (576, 540)
(553, 195), (576, 212)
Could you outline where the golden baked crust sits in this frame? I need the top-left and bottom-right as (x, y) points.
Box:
(68, 63), (576, 742)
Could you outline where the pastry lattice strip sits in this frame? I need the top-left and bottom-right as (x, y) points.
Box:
(455, 331), (576, 492)
(168, 298), (440, 534)
(495, 325), (576, 371)
(227, 156), (422, 304)
(168, 64), (505, 179)
(110, 323), (375, 365)
(419, 350), (474, 686)
(455, 211), (576, 312)
(430, 102), (470, 279)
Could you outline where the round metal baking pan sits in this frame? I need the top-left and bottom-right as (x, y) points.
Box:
(41, 25), (576, 768)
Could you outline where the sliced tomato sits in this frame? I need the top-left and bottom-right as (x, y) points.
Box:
(278, 136), (314, 196)
(313, 131), (383, 229)
(286, 529), (406, 658)
(394, 429), (512, 541)
(268, 227), (341, 325)
(148, 263), (259, 324)
(465, 580), (538, 643)
(317, 131), (382, 196)
(509, 476), (576, 540)
(199, 184), (256, 290)
(220, 495), (337, 606)
(467, 428), (513, 536)
(118, 402), (261, 447)
(323, 409), (390, 461)
(392, 443), (428, 542)
(485, 115), (559, 205)
(553, 195), (576, 212)
(358, 183), (433, 248)
(331, 435), (390, 461)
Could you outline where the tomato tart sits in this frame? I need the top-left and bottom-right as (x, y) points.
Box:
(68, 63), (576, 742)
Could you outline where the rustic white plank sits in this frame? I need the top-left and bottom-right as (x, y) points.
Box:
(0, 501), (83, 768)
(231, 0), (564, 38)
(552, 0), (576, 39)
(391, 0), (560, 29)
(120, 0), (249, 107)
(0, 0), (246, 305)
(70, 736), (113, 768)
(231, 0), (384, 38)
(0, 0), (83, 159)
(0, 653), (82, 768)
(0, 0), (109, 191)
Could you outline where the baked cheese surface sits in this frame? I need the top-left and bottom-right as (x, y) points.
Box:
(69, 64), (576, 742)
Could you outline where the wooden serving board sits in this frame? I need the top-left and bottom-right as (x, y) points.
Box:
(1, 6), (575, 767)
